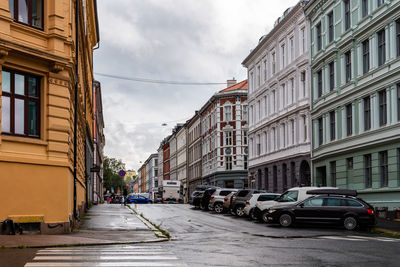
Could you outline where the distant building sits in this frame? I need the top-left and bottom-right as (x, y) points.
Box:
(144, 153), (158, 197)
(157, 144), (164, 193)
(242, 1), (311, 193)
(187, 112), (202, 195)
(176, 124), (188, 202)
(199, 79), (249, 188)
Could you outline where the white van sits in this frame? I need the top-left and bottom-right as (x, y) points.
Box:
(255, 187), (337, 223)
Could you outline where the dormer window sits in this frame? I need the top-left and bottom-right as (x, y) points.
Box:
(9, 0), (43, 29)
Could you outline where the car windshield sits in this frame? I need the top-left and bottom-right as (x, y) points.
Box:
(277, 190), (298, 202)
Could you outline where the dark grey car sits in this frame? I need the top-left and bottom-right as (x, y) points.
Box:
(230, 189), (266, 217)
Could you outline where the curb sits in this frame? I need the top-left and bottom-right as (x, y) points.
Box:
(371, 227), (400, 238)
(1, 238), (170, 249)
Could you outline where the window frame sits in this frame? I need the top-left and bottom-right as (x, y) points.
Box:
(377, 29), (386, 66)
(379, 151), (388, 187)
(317, 69), (323, 98)
(362, 0), (368, 17)
(9, 0), (44, 30)
(224, 105), (232, 121)
(364, 154), (372, 188)
(318, 117), (323, 146)
(345, 50), (352, 83)
(330, 161), (336, 187)
(329, 61), (335, 91)
(344, 0), (350, 31)
(379, 89), (387, 126)
(377, 0), (385, 8)
(1, 68), (41, 138)
(328, 12), (334, 43)
(396, 19), (400, 57)
(316, 22), (322, 51)
(362, 39), (370, 74)
(346, 104), (352, 136)
(364, 96), (371, 131)
(330, 111), (335, 141)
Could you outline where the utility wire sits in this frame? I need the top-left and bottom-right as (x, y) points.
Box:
(95, 72), (227, 85)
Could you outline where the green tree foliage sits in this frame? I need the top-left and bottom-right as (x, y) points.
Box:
(103, 156), (126, 193)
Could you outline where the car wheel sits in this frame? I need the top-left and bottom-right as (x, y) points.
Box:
(279, 213), (293, 227)
(235, 206), (245, 217)
(261, 210), (269, 223)
(249, 209), (258, 220)
(214, 203), (224, 214)
(344, 216), (357, 230)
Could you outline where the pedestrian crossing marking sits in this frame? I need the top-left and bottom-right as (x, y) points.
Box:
(25, 245), (186, 267)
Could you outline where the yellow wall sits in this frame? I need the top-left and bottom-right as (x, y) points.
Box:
(0, 0), (99, 231)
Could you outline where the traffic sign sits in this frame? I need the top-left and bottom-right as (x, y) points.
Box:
(118, 170), (126, 177)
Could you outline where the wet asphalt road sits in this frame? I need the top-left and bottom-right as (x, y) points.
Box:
(133, 203), (400, 267)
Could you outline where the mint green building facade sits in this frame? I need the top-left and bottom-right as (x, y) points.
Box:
(305, 0), (400, 210)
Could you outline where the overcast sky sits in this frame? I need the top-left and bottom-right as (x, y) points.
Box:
(94, 0), (298, 171)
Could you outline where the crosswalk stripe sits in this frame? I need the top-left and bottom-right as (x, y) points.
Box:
(25, 245), (186, 267)
(25, 262), (181, 266)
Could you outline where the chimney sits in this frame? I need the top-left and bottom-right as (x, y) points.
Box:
(227, 78), (236, 88)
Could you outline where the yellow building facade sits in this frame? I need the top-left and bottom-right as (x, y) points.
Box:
(0, 0), (99, 233)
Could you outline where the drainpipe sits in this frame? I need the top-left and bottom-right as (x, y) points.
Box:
(73, 0), (79, 221)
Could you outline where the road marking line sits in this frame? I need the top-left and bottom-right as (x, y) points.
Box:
(318, 236), (367, 241)
(33, 255), (179, 261)
(37, 251), (172, 255)
(25, 262), (183, 267)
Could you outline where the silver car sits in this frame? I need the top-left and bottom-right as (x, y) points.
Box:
(209, 188), (238, 213)
(244, 193), (280, 220)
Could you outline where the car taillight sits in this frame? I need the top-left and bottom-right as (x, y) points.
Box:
(162, 198), (165, 201)
(367, 209), (374, 215)
(210, 196), (214, 199)
(246, 201), (250, 206)
(224, 197), (228, 201)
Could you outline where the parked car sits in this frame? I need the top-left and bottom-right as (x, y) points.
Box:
(223, 191), (237, 213)
(230, 189), (266, 217)
(190, 191), (205, 209)
(200, 187), (220, 211)
(127, 194), (153, 204)
(208, 188), (238, 213)
(264, 189), (376, 230)
(253, 186), (337, 222)
(244, 193), (280, 220)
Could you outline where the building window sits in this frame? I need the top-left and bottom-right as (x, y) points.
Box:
(396, 19), (400, 57)
(329, 62), (335, 91)
(317, 69), (323, 98)
(225, 156), (232, 170)
(290, 37), (294, 61)
(1, 69), (40, 137)
(224, 106), (232, 121)
(330, 161), (336, 187)
(318, 117), (323, 146)
(328, 12), (334, 43)
(377, 29), (386, 66)
(330, 111), (335, 141)
(273, 165), (278, 192)
(377, 0), (385, 7)
(398, 84), (400, 121)
(301, 71), (306, 97)
(265, 167), (269, 190)
(281, 123), (286, 148)
(303, 115), (307, 142)
(364, 96), (371, 131)
(9, 0), (43, 29)
(264, 60), (267, 81)
(345, 51), (351, 83)
(291, 162), (296, 186)
(224, 131), (232, 146)
(244, 155), (248, 170)
(272, 52), (276, 74)
(379, 90), (387, 126)
(346, 104), (352, 136)
(362, 39), (370, 74)
(243, 130), (248, 145)
(316, 22), (322, 51)
(344, 0), (350, 31)
(282, 164), (288, 191)
(347, 157), (353, 170)
(301, 27), (305, 54)
(362, 0), (368, 17)
(290, 78), (294, 104)
(281, 44), (285, 68)
(242, 105), (248, 121)
(364, 154), (372, 188)
(291, 120), (295, 145)
(257, 65), (261, 86)
(379, 151), (388, 187)
(272, 90), (276, 112)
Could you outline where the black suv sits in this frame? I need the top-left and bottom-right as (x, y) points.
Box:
(230, 189), (265, 217)
(265, 189), (376, 230)
(199, 187), (219, 211)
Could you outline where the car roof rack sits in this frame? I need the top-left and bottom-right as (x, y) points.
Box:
(306, 189), (357, 197)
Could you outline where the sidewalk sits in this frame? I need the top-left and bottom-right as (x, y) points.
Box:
(0, 204), (167, 248)
(373, 218), (400, 236)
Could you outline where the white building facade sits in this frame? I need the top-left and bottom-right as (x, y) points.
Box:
(242, 1), (312, 193)
(176, 125), (188, 202)
(187, 112), (202, 195)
